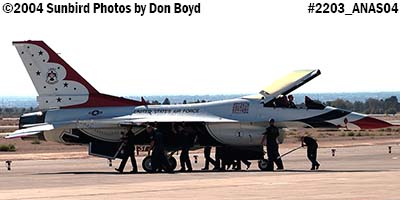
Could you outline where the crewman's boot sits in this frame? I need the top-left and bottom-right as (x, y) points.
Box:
(310, 165), (315, 170)
(246, 163), (251, 170)
(315, 163), (320, 170)
(276, 159), (284, 170)
(130, 168), (138, 173)
(115, 168), (123, 173)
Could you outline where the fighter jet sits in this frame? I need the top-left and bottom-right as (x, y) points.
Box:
(5, 40), (394, 171)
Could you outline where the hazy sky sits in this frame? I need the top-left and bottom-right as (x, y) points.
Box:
(1, 0), (399, 97)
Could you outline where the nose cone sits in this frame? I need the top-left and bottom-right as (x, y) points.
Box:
(351, 116), (393, 130)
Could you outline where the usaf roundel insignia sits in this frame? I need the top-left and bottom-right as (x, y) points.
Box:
(46, 68), (58, 84)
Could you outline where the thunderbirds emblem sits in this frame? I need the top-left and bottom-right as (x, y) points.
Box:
(46, 68), (58, 84)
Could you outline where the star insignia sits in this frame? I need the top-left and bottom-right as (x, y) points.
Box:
(36, 71), (41, 76)
(63, 82), (69, 87)
(89, 110), (103, 116)
(38, 51), (43, 56)
(56, 97), (62, 102)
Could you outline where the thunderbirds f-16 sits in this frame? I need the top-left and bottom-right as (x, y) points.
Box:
(5, 40), (394, 171)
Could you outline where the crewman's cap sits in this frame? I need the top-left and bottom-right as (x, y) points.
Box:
(269, 118), (275, 123)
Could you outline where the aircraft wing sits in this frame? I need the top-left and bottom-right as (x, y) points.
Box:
(4, 114), (236, 139)
(4, 123), (54, 139)
(244, 69), (321, 102)
(77, 114), (238, 127)
(126, 115), (238, 123)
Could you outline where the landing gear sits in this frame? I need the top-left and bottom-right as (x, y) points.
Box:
(258, 159), (270, 171)
(142, 156), (152, 172)
(168, 156), (177, 171)
(141, 155), (177, 172)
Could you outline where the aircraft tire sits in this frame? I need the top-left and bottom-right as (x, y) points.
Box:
(167, 156), (177, 171)
(258, 159), (270, 171)
(142, 156), (153, 172)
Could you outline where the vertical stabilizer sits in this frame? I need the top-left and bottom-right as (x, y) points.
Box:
(13, 40), (144, 109)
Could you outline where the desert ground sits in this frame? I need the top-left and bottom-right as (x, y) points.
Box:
(1, 144), (400, 200)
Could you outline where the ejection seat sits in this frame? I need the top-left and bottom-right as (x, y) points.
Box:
(305, 96), (326, 110)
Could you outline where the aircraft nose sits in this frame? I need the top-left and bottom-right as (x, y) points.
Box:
(350, 116), (393, 130)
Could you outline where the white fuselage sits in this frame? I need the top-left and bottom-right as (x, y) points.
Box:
(42, 97), (365, 146)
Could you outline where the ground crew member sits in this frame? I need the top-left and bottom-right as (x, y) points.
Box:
(288, 95), (297, 108)
(147, 124), (172, 173)
(301, 136), (320, 170)
(214, 146), (224, 171)
(115, 126), (137, 173)
(261, 118), (284, 171)
(201, 146), (216, 170)
(177, 124), (193, 172)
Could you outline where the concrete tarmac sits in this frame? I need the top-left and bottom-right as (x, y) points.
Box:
(1, 145), (400, 200)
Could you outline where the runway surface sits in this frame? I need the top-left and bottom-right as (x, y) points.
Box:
(1, 145), (400, 200)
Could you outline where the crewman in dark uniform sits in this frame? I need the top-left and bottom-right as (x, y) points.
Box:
(288, 95), (297, 108)
(147, 125), (172, 173)
(212, 146), (221, 170)
(177, 124), (193, 172)
(201, 146), (216, 170)
(115, 126), (137, 173)
(301, 136), (320, 170)
(261, 118), (284, 171)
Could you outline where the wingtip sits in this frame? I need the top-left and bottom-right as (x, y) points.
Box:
(1, 133), (14, 139)
(12, 40), (44, 45)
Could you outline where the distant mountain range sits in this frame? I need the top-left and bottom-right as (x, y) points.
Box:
(1, 92), (399, 108)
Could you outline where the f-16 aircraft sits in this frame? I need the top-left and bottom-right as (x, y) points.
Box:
(5, 40), (394, 171)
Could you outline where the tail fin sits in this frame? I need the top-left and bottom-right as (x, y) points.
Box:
(13, 40), (144, 109)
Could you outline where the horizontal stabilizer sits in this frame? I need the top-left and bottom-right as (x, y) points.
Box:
(5, 124), (54, 139)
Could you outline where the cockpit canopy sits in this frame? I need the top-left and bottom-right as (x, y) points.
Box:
(263, 95), (326, 110)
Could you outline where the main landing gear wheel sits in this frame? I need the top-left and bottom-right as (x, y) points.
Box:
(168, 156), (177, 171)
(142, 155), (177, 172)
(142, 156), (152, 172)
(258, 159), (270, 171)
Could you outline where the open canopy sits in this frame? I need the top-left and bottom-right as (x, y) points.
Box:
(244, 69), (321, 104)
